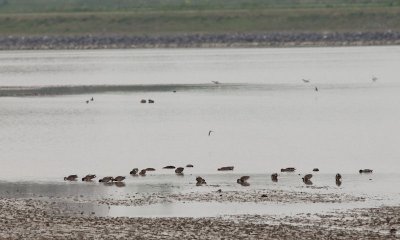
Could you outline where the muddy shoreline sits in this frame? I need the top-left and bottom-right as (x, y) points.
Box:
(0, 183), (398, 239)
(1, 31), (400, 50)
(0, 195), (398, 239)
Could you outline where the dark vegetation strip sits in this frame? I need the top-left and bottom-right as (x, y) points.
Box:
(1, 32), (399, 50)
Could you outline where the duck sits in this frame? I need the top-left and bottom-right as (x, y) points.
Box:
(145, 168), (156, 171)
(271, 173), (278, 182)
(302, 174), (313, 182)
(280, 167), (296, 172)
(148, 99), (154, 104)
(64, 175), (78, 181)
(359, 169), (373, 174)
(236, 176), (250, 186)
(335, 173), (342, 181)
(140, 99), (146, 103)
(163, 166), (175, 169)
(175, 167), (184, 174)
(302, 174), (313, 185)
(196, 176), (206, 186)
(312, 168), (319, 172)
(99, 176), (113, 183)
(82, 174), (96, 181)
(186, 164), (194, 168)
(113, 176), (125, 182)
(217, 166), (234, 171)
(130, 168), (139, 175)
(139, 169), (147, 176)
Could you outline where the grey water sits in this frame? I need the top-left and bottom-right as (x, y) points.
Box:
(1, 46), (400, 182)
(1, 173), (399, 217)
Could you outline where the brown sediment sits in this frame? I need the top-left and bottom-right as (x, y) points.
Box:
(0, 197), (397, 239)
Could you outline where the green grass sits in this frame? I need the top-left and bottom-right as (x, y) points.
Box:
(1, 0), (400, 36)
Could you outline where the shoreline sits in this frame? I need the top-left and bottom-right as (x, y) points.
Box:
(0, 176), (398, 238)
(0, 189), (397, 239)
(1, 32), (400, 50)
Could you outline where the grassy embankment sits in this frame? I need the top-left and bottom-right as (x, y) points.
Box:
(0, 0), (400, 36)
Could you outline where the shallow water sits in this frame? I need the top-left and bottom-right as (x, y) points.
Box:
(1, 47), (400, 181)
(0, 173), (399, 217)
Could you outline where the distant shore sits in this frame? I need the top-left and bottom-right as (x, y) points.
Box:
(1, 31), (399, 50)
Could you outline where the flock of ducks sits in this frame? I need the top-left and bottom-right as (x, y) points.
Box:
(75, 78), (376, 186)
(64, 166), (373, 188)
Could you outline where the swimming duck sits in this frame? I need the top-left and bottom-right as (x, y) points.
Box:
(64, 175), (78, 181)
(196, 176), (206, 186)
(130, 168), (139, 175)
(302, 174), (313, 185)
(175, 167), (184, 174)
(113, 176), (125, 182)
(217, 166), (234, 171)
(237, 176), (250, 186)
(139, 169), (147, 176)
(163, 166), (175, 169)
(99, 176), (113, 183)
(281, 167), (296, 172)
(359, 169), (373, 174)
(82, 174), (96, 181)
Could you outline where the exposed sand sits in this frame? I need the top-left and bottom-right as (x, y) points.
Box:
(0, 187), (398, 239)
(97, 189), (366, 206)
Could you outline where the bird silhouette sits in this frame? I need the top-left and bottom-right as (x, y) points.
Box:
(208, 130), (213, 136)
(302, 79), (310, 83)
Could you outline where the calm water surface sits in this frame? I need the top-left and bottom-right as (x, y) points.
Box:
(1, 47), (400, 181)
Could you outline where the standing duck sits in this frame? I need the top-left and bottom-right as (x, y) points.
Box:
(271, 173), (278, 182)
